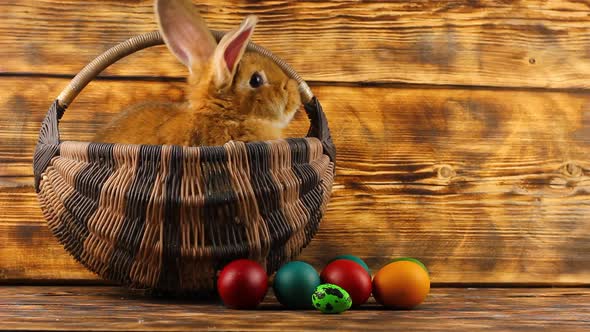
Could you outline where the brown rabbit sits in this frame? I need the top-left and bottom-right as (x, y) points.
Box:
(94, 0), (301, 146)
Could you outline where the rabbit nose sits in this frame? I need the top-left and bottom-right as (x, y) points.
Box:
(281, 80), (288, 91)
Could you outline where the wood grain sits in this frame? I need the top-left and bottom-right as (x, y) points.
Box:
(2, 187), (590, 284)
(2, 0), (590, 88)
(1, 77), (589, 284)
(0, 286), (589, 331)
(2, 1), (589, 329)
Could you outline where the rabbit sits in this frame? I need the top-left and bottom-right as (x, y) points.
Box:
(94, 0), (301, 147)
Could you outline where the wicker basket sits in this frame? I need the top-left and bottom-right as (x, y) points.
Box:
(33, 31), (335, 294)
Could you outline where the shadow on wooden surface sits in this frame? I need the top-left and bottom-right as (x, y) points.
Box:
(0, 286), (589, 331)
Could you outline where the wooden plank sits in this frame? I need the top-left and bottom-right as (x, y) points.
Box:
(0, 220), (97, 281)
(2, 0), (590, 88)
(0, 77), (589, 283)
(2, 187), (590, 284)
(0, 286), (589, 331)
(2, 77), (590, 179)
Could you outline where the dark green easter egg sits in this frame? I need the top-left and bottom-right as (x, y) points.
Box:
(273, 261), (320, 309)
(328, 254), (370, 274)
(311, 284), (352, 314)
(390, 257), (429, 274)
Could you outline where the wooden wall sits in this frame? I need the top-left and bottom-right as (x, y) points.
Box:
(1, 0), (589, 285)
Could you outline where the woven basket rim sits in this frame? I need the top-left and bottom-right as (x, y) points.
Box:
(54, 136), (322, 150)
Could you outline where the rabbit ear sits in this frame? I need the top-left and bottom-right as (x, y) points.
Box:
(212, 15), (257, 89)
(155, 0), (217, 70)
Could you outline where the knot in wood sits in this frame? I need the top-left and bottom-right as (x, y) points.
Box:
(437, 165), (455, 179)
(562, 162), (582, 178)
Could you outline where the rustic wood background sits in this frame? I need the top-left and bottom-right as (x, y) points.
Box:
(1, 0), (589, 285)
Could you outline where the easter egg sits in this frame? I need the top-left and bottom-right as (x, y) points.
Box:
(328, 254), (370, 274)
(217, 259), (268, 309)
(390, 257), (429, 274)
(373, 260), (430, 308)
(312, 284), (352, 314)
(273, 261), (321, 309)
(321, 259), (372, 306)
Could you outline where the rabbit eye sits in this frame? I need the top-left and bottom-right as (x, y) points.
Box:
(249, 72), (264, 88)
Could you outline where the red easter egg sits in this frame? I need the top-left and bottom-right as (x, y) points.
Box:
(321, 259), (372, 306)
(217, 259), (268, 309)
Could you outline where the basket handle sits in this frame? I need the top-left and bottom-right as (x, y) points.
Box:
(54, 31), (334, 160)
(57, 31), (315, 107)
(35, 31), (334, 190)
(33, 31), (336, 191)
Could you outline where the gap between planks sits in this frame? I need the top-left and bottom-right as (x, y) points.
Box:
(2, 72), (590, 94)
(2, 280), (590, 288)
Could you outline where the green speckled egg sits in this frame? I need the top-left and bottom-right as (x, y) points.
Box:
(311, 284), (352, 314)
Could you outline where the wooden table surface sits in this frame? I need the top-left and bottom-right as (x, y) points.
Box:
(0, 286), (588, 331)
